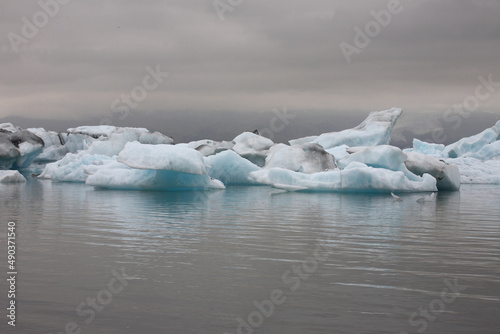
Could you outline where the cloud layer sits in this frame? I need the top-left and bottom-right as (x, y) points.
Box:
(1, 0), (500, 120)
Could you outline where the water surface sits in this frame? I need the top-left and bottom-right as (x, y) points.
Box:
(1, 180), (499, 333)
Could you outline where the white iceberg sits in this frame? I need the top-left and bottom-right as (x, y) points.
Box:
(205, 150), (261, 185)
(86, 142), (225, 191)
(407, 120), (500, 184)
(289, 108), (402, 149)
(39, 153), (113, 182)
(232, 132), (274, 167)
(39, 127), (174, 182)
(250, 165), (437, 193)
(117, 142), (207, 175)
(0, 170), (26, 183)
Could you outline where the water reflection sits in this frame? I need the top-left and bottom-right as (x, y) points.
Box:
(0, 180), (498, 334)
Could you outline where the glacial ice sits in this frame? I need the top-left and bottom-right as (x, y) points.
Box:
(0, 170), (26, 183)
(264, 143), (336, 173)
(250, 166), (437, 193)
(0, 124), (44, 169)
(85, 143), (225, 190)
(205, 150), (261, 185)
(232, 132), (274, 167)
(404, 152), (461, 191)
(4, 107), (500, 191)
(117, 142), (207, 175)
(407, 120), (500, 184)
(39, 127), (174, 182)
(289, 108), (402, 149)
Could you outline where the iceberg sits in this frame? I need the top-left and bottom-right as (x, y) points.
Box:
(187, 139), (234, 157)
(444, 120), (500, 158)
(250, 165), (437, 193)
(39, 153), (113, 182)
(0, 170), (26, 183)
(0, 124), (44, 169)
(39, 127), (174, 182)
(117, 142), (207, 175)
(27, 127), (95, 162)
(289, 108), (402, 149)
(86, 142), (225, 190)
(407, 120), (500, 184)
(264, 143), (337, 173)
(205, 150), (261, 185)
(404, 152), (461, 191)
(232, 132), (274, 167)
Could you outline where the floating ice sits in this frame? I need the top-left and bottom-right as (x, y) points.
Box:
(407, 120), (500, 184)
(187, 139), (234, 156)
(405, 152), (461, 191)
(232, 132), (274, 167)
(205, 150), (261, 185)
(86, 142), (225, 191)
(117, 142), (207, 175)
(0, 124), (44, 169)
(0, 170), (26, 183)
(265, 143), (336, 173)
(289, 108), (402, 149)
(39, 153), (113, 182)
(250, 165), (437, 193)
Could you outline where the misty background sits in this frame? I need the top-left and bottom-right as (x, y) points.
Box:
(1, 0), (500, 146)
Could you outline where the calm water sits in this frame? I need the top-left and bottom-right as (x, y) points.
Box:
(1, 179), (499, 334)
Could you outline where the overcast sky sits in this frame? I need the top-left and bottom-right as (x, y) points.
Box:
(1, 0), (500, 122)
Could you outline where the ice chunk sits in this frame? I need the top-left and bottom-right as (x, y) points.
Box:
(86, 127), (174, 156)
(445, 157), (500, 184)
(289, 108), (402, 149)
(232, 132), (274, 167)
(250, 165), (437, 193)
(0, 170), (26, 183)
(39, 153), (113, 182)
(469, 140), (500, 161)
(187, 139), (234, 156)
(205, 150), (261, 185)
(337, 145), (406, 171)
(86, 154), (225, 191)
(264, 143), (336, 173)
(117, 142), (206, 175)
(405, 139), (446, 158)
(0, 127), (44, 169)
(28, 128), (95, 162)
(405, 151), (460, 191)
(67, 125), (117, 138)
(444, 120), (500, 158)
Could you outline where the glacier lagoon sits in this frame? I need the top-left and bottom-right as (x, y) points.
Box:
(1, 179), (499, 334)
